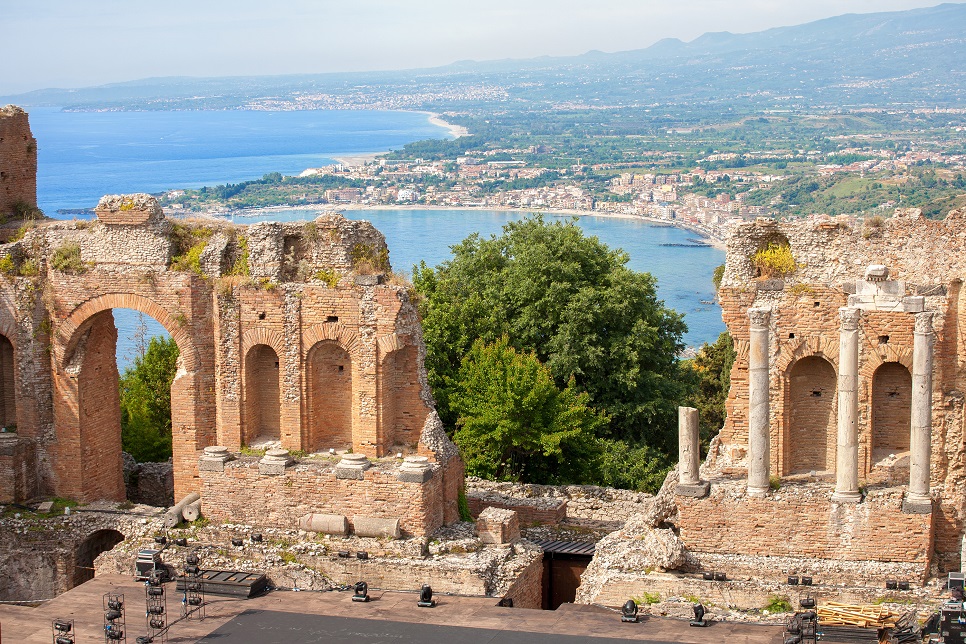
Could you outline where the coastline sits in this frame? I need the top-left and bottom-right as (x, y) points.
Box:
(420, 111), (469, 139)
(215, 202), (726, 250)
(328, 113), (466, 166)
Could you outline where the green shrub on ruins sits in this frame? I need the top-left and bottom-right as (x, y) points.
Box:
(170, 224), (213, 275)
(0, 256), (14, 276)
(313, 268), (340, 288)
(51, 243), (89, 274)
(226, 235), (250, 277)
(351, 243), (390, 275)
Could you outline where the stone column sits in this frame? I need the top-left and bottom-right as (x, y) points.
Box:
(747, 307), (772, 497)
(905, 311), (934, 513)
(675, 406), (709, 497)
(833, 307), (862, 503)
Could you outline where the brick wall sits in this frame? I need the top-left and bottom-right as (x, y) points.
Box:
(677, 482), (934, 571)
(502, 548), (544, 609)
(200, 459), (455, 537)
(305, 341), (353, 450)
(467, 495), (568, 526)
(0, 106), (37, 217)
(244, 344), (281, 443)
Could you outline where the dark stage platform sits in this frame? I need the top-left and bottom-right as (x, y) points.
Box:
(199, 609), (682, 643)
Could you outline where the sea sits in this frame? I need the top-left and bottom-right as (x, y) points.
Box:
(26, 107), (724, 368)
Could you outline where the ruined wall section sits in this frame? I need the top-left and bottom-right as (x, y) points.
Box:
(716, 210), (966, 571)
(0, 106), (37, 218)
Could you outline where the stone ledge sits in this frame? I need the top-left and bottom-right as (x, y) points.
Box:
(902, 498), (933, 514)
(674, 481), (710, 498)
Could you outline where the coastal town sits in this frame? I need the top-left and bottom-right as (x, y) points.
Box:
(159, 137), (966, 246)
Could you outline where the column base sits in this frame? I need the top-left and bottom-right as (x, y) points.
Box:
(903, 495), (933, 514)
(675, 481), (710, 498)
(831, 490), (862, 504)
(747, 484), (769, 497)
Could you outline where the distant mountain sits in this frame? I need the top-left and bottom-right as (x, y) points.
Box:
(5, 3), (966, 111)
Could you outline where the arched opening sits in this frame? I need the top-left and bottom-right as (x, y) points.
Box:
(55, 299), (190, 504)
(245, 344), (281, 446)
(73, 529), (124, 587)
(305, 341), (352, 451)
(381, 345), (424, 450)
(785, 356), (837, 475)
(872, 362), (912, 461)
(0, 334), (16, 428)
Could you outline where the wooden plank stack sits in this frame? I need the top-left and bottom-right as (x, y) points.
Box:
(816, 602), (901, 629)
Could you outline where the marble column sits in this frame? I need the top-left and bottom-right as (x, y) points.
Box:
(747, 307), (771, 496)
(675, 406), (709, 497)
(906, 311), (934, 512)
(833, 307), (862, 503)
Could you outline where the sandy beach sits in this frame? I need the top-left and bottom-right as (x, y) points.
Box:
(423, 112), (469, 138)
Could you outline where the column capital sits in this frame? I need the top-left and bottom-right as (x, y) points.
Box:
(748, 307), (772, 329)
(914, 311), (935, 335)
(839, 307), (861, 330)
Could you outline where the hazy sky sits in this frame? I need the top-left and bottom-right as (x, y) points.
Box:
(2, 0), (952, 95)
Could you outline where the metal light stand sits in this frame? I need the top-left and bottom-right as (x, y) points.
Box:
(181, 552), (205, 620)
(144, 571), (167, 643)
(103, 592), (126, 643)
(52, 619), (75, 644)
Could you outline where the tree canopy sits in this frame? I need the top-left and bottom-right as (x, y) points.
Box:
(120, 336), (179, 462)
(452, 337), (606, 484)
(413, 215), (691, 454)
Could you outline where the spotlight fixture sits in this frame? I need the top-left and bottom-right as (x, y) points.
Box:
(136, 637), (154, 644)
(621, 599), (639, 623)
(702, 571), (714, 581)
(801, 576), (812, 586)
(689, 603), (707, 627)
(800, 596), (816, 609)
(186, 553), (200, 566)
(898, 581), (910, 591)
(417, 584), (436, 608)
(714, 572), (727, 582)
(53, 621), (73, 632)
(352, 581), (370, 603)
(231, 538), (244, 547)
(154, 535), (167, 545)
(357, 551), (369, 560)
(788, 576), (799, 586)
(174, 538), (188, 547)
(886, 580), (898, 590)
(338, 550), (351, 558)
(251, 533), (263, 543)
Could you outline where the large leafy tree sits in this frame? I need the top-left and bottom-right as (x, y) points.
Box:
(452, 337), (606, 484)
(413, 215), (690, 453)
(683, 331), (735, 450)
(120, 336), (180, 462)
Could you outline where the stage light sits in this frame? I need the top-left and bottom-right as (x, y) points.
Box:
(690, 603), (707, 627)
(801, 576), (812, 586)
(149, 618), (165, 629)
(357, 551), (369, 560)
(108, 599), (123, 611)
(338, 550), (351, 558)
(800, 596), (816, 609)
(148, 604), (165, 614)
(251, 533), (263, 543)
(898, 581), (910, 591)
(621, 599), (639, 623)
(231, 538), (244, 547)
(188, 597), (203, 606)
(154, 535), (167, 545)
(352, 581), (370, 602)
(105, 609), (122, 621)
(53, 621), (72, 632)
(702, 571), (714, 581)
(136, 637), (154, 644)
(186, 553), (200, 566)
(417, 584), (436, 608)
(713, 572), (727, 582)
(148, 587), (164, 596)
(788, 576), (799, 585)
(185, 564), (200, 575)
(174, 538), (187, 546)
(886, 580), (898, 590)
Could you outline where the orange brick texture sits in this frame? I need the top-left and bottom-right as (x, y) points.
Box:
(467, 496), (568, 526)
(0, 106), (37, 217)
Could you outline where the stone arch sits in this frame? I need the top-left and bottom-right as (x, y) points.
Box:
(244, 344), (281, 445)
(304, 340), (353, 451)
(377, 334), (424, 451)
(0, 332), (16, 429)
(302, 322), (361, 360)
(52, 294), (205, 503)
(73, 528), (124, 587)
(859, 343), (914, 380)
(777, 335), (840, 375)
(55, 293), (198, 371)
(240, 327), (286, 360)
(783, 355), (837, 475)
(871, 362), (912, 459)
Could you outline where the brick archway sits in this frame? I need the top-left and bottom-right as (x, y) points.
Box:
(51, 293), (205, 503)
(782, 355), (838, 475)
(304, 340), (353, 451)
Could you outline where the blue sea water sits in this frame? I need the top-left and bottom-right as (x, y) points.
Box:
(28, 107), (724, 367)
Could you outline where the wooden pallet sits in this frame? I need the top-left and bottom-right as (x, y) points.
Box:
(817, 602), (900, 629)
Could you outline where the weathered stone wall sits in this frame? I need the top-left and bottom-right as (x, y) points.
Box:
(0, 106), (37, 218)
(200, 456), (460, 537)
(501, 544), (544, 609)
(466, 478), (653, 524)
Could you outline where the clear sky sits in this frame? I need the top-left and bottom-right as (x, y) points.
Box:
(2, 0), (953, 95)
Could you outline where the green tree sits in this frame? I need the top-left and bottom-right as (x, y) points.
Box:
(451, 337), (606, 484)
(413, 215), (689, 452)
(683, 331), (735, 449)
(119, 336), (180, 462)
